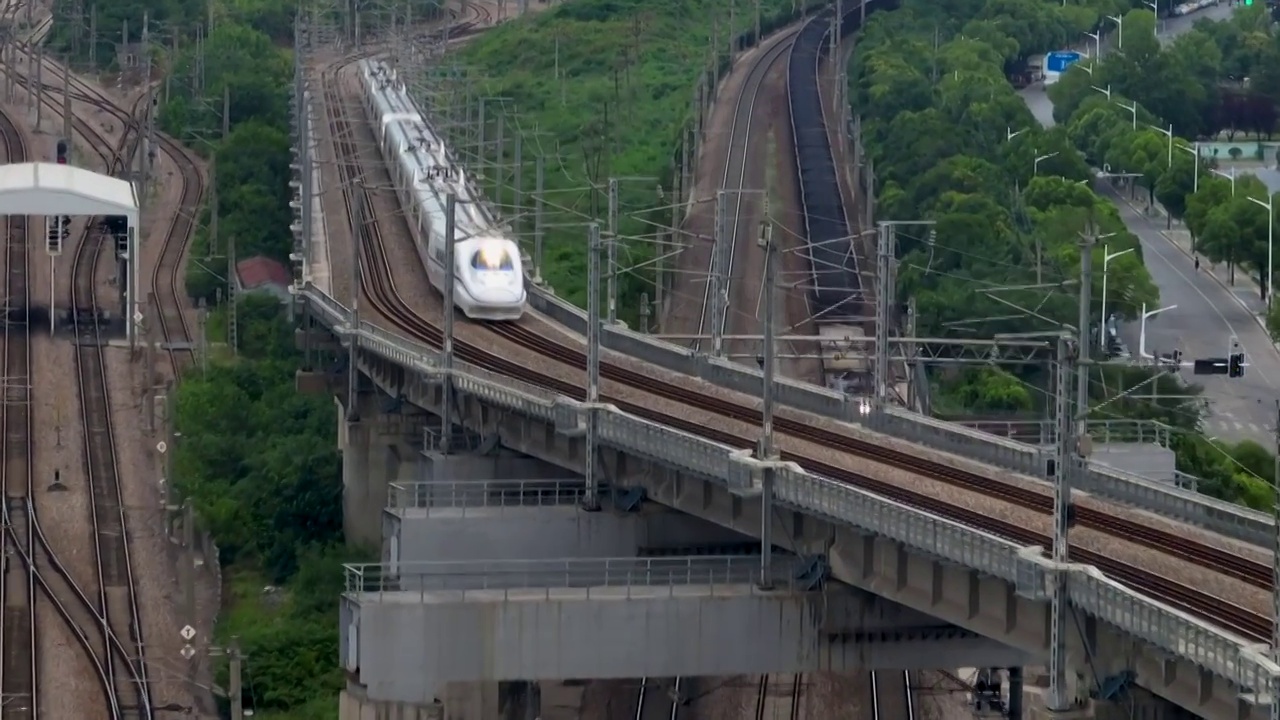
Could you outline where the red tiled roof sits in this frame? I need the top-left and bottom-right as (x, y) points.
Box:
(236, 256), (292, 289)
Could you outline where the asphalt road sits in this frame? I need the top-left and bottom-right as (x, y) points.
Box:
(1019, 3), (1279, 445)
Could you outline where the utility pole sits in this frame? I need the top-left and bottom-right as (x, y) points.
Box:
(758, 218), (778, 589)
(710, 190), (728, 356)
(513, 134), (523, 237)
(89, 5), (97, 69)
(1272, 399), (1280, 693)
(144, 292), (156, 432)
(607, 178), (619, 324)
(533, 156), (544, 284)
(754, 0), (762, 47)
(494, 113), (505, 213)
(227, 235), (238, 354)
(1077, 229), (1094, 444)
(1047, 334), (1075, 714)
(62, 60), (71, 162)
(585, 224), (602, 510)
(441, 194), (456, 454)
(874, 223), (894, 410)
(35, 46), (43, 131)
(346, 183), (363, 422)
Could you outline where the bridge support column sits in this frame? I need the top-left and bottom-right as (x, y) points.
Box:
(340, 395), (423, 548)
(340, 682), (443, 720)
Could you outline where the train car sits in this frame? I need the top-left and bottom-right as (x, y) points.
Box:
(356, 59), (526, 321)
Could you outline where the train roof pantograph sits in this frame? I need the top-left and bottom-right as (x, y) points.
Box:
(0, 162), (138, 219)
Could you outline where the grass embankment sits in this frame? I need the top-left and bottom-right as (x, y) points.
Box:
(456, 0), (824, 316)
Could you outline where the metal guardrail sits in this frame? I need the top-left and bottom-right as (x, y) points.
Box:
(296, 283), (1280, 700)
(387, 480), (586, 511)
(345, 556), (799, 599)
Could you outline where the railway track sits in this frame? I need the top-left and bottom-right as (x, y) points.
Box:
(0, 105), (149, 718)
(318, 0), (1271, 645)
(753, 674), (802, 720)
(0, 103), (38, 720)
(632, 676), (680, 720)
(695, 24), (802, 355)
(869, 671), (914, 720)
(68, 118), (154, 718)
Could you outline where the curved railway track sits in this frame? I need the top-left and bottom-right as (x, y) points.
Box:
(694, 25), (802, 354)
(320, 31), (1272, 644)
(0, 102), (38, 720)
(0, 28), (184, 717)
(0, 106), (150, 718)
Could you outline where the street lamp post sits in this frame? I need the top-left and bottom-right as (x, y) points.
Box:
(1138, 303), (1178, 361)
(1035, 151), (1059, 176)
(1083, 30), (1102, 58)
(1092, 84), (1112, 101)
(1210, 167), (1237, 196)
(1007, 127), (1026, 141)
(1100, 242), (1132, 353)
(1142, 0), (1159, 35)
(1246, 194), (1274, 309)
(1074, 63), (1094, 77)
(1149, 123), (1173, 166)
(1177, 142), (1199, 193)
(1106, 14), (1124, 50)
(1115, 99), (1137, 130)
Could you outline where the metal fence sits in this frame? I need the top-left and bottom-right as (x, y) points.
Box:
(387, 480), (586, 511)
(345, 556), (803, 600)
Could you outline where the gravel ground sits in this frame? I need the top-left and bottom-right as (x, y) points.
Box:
(4, 45), (216, 716)
(104, 348), (215, 716)
(663, 36), (768, 345)
(27, 271), (110, 718)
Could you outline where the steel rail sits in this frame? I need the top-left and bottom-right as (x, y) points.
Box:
(63, 102), (154, 719)
(0, 104), (120, 720)
(0, 103), (38, 720)
(695, 27), (800, 354)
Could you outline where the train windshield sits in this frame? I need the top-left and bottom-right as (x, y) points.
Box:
(471, 244), (515, 271)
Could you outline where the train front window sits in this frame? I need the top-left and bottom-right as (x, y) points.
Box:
(471, 244), (514, 271)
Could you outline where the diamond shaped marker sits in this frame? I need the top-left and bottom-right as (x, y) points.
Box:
(180, 624), (196, 641)
(181, 644), (195, 660)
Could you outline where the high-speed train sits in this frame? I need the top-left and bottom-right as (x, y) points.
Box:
(357, 59), (526, 321)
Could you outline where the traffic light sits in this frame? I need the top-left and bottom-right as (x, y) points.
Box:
(55, 139), (68, 165)
(1229, 352), (1246, 378)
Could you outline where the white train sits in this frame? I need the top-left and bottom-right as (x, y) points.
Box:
(357, 58), (527, 321)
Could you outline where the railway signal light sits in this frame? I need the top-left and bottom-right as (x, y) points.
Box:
(55, 139), (68, 164)
(46, 215), (64, 256)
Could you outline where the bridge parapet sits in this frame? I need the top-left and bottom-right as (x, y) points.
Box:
(298, 282), (1272, 547)
(296, 283), (1280, 712)
(345, 555), (805, 597)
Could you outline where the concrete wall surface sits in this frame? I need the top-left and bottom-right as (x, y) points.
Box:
(341, 586), (1026, 703)
(383, 502), (755, 565)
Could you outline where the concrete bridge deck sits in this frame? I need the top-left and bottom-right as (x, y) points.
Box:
(299, 286), (1280, 720)
(340, 556), (1026, 704)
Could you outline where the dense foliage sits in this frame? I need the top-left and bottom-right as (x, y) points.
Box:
(849, 0), (1280, 505)
(452, 0), (823, 314)
(1049, 6), (1280, 298)
(140, 1), (354, 717)
(173, 297), (351, 719)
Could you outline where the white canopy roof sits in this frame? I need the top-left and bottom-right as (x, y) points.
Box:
(0, 162), (137, 218)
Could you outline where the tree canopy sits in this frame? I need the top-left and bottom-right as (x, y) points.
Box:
(1048, 6), (1280, 298)
(850, 0), (1280, 505)
(851, 0), (1158, 342)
